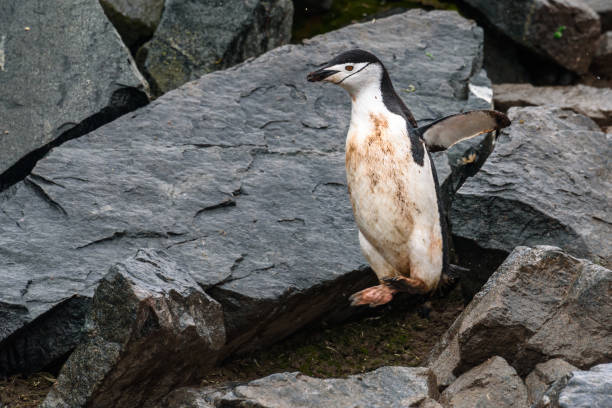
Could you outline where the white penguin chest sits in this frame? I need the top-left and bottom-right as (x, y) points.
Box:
(345, 109), (441, 270)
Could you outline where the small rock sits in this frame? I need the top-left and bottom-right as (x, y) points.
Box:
(163, 366), (439, 408)
(583, 0), (612, 31)
(591, 31), (612, 78)
(428, 246), (611, 388)
(137, 0), (294, 95)
(526, 359), (578, 405)
(99, 0), (165, 50)
(439, 356), (528, 408)
(534, 363), (612, 408)
(493, 84), (612, 127)
(41, 249), (225, 408)
(462, 0), (601, 73)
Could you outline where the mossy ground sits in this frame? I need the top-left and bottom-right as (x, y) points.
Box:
(0, 373), (56, 408)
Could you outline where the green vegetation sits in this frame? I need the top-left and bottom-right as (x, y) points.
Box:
(292, 0), (459, 42)
(553, 25), (566, 39)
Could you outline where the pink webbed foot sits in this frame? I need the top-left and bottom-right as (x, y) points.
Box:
(349, 284), (397, 307)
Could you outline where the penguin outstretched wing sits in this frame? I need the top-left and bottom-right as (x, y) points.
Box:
(417, 110), (510, 152)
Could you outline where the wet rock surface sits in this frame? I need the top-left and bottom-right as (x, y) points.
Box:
(439, 356), (528, 408)
(42, 249), (225, 408)
(451, 106), (611, 269)
(534, 363), (612, 408)
(462, 0), (601, 74)
(163, 366), (439, 408)
(526, 358), (578, 405)
(137, 0), (294, 95)
(99, 0), (165, 50)
(0, 9), (493, 378)
(492, 84), (612, 127)
(428, 246), (612, 388)
(0, 0), (149, 190)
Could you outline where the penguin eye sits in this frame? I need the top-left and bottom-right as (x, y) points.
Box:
(345, 65), (354, 71)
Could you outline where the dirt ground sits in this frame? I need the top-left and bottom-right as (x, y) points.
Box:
(0, 288), (464, 407)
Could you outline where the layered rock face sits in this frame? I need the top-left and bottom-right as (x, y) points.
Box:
(0, 9), (493, 382)
(0, 0), (149, 189)
(137, 0), (294, 95)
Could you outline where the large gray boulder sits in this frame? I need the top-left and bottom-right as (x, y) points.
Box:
(0, 0), (149, 189)
(428, 246), (612, 388)
(0, 9), (493, 377)
(492, 84), (612, 127)
(534, 363), (612, 408)
(451, 106), (611, 280)
(137, 0), (294, 95)
(163, 366), (439, 408)
(439, 356), (528, 408)
(42, 249), (225, 408)
(99, 0), (165, 50)
(463, 0), (601, 73)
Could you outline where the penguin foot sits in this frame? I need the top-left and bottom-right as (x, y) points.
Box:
(349, 285), (396, 307)
(383, 276), (427, 294)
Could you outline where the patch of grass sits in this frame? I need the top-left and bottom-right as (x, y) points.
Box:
(0, 372), (55, 408)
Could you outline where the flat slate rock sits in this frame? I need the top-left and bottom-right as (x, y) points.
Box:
(428, 246), (612, 388)
(463, 0), (601, 73)
(0, 0), (149, 187)
(493, 83), (612, 127)
(451, 106), (611, 269)
(0, 10), (492, 376)
(163, 366), (439, 408)
(137, 0), (294, 95)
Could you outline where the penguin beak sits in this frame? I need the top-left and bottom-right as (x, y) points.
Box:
(307, 67), (339, 82)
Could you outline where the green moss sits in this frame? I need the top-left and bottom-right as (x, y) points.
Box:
(292, 0), (459, 42)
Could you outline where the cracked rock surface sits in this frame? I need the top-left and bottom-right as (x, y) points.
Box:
(428, 246), (612, 388)
(1, 9), (492, 376)
(451, 106), (612, 269)
(0, 0), (149, 188)
(162, 366), (439, 408)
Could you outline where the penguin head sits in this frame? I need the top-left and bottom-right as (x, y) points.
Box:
(307, 49), (383, 93)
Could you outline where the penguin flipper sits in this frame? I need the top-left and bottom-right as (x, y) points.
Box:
(417, 110), (510, 152)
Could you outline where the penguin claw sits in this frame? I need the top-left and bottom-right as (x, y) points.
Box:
(349, 285), (395, 307)
(383, 276), (427, 294)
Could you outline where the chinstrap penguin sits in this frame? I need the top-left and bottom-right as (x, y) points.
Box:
(307, 49), (510, 307)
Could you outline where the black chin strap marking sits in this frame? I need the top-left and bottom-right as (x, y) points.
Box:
(336, 62), (372, 84)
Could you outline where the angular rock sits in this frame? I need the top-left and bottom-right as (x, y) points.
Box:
(428, 246), (612, 388)
(451, 106), (611, 271)
(492, 84), (612, 127)
(439, 356), (528, 408)
(0, 0), (149, 189)
(137, 0), (294, 95)
(534, 363), (612, 408)
(99, 0), (165, 50)
(42, 249), (225, 408)
(463, 0), (601, 73)
(0, 10), (494, 377)
(591, 31), (612, 78)
(526, 359), (578, 405)
(583, 0), (612, 31)
(163, 366), (439, 408)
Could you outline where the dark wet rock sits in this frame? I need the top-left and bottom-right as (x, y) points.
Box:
(591, 31), (612, 78)
(0, 0), (149, 190)
(41, 249), (225, 408)
(428, 246), (612, 388)
(137, 0), (294, 95)
(463, 0), (601, 74)
(526, 358), (578, 405)
(163, 366), (439, 408)
(295, 0), (334, 13)
(99, 0), (165, 50)
(493, 84), (612, 127)
(451, 106), (611, 271)
(534, 363), (612, 408)
(0, 10), (494, 377)
(584, 0), (612, 31)
(439, 356), (528, 408)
